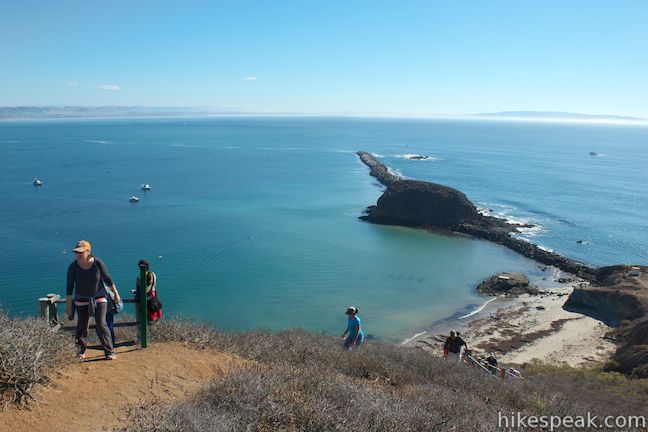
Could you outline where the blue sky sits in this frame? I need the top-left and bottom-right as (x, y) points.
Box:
(1, 0), (647, 116)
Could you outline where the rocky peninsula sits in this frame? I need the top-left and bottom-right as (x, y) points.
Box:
(357, 151), (596, 279)
(357, 151), (648, 377)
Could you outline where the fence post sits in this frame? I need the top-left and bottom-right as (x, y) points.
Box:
(139, 264), (148, 348)
(46, 294), (60, 327)
(38, 297), (50, 323)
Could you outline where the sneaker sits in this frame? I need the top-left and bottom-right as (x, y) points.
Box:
(105, 354), (117, 360)
(76, 351), (86, 360)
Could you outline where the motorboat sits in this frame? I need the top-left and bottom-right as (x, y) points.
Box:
(141, 183), (151, 191)
(129, 196), (140, 203)
(33, 178), (43, 186)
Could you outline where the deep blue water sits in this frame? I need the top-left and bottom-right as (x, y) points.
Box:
(1, 117), (646, 341)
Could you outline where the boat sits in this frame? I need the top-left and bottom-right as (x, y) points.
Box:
(129, 196), (140, 203)
(141, 184), (151, 191)
(589, 151), (598, 156)
(33, 178), (43, 186)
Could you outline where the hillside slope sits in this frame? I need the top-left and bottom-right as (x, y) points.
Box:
(0, 342), (241, 432)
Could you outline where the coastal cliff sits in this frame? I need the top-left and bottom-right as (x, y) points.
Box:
(565, 265), (648, 377)
(357, 151), (596, 279)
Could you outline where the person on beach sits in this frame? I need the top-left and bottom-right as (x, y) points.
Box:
(443, 331), (467, 362)
(341, 306), (364, 351)
(65, 240), (120, 360)
(134, 259), (162, 322)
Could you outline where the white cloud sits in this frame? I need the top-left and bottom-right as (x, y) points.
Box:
(98, 84), (121, 91)
(243, 76), (258, 81)
(67, 81), (78, 86)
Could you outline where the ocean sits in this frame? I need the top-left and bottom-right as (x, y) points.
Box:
(1, 117), (646, 342)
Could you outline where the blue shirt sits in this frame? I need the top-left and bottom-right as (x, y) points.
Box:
(347, 316), (363, 339)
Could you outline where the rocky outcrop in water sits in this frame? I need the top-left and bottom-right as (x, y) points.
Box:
(356, 151), (596, 279)
(476, 273), (540, 296)
(363, 179), (485, 229)
(357, 151), (401, 186)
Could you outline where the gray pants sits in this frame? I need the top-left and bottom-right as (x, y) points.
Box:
(75, 302), (114, 355)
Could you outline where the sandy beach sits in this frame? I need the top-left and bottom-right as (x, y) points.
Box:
(405, 274), (618, 368)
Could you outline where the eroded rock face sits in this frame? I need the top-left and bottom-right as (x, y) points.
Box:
(362, 180), (481, 228)
(565, 266), (648, 377)
(609, 319), (648, 377)
(476, 273), (540, 296)
(564, 287), (646, 326)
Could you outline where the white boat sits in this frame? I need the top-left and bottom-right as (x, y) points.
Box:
(33, 178), (43, 186)
(129, 196), (140, 203)
(141, 183), (151, 191)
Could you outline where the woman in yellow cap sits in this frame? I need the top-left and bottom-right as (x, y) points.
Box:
(65, 240), (121, 360)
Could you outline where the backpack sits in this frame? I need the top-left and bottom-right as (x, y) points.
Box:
(145, 271), (162, 312)
(147, 293), (162, 312)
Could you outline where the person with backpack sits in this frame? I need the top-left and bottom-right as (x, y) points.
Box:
(65, 240), (121, 360)
(134, 259), (162, 322)
(443, 331), (467, 362)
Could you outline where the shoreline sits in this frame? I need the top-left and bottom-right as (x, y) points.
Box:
(357, 150), (620, 367)
(402, 272), (617, 368)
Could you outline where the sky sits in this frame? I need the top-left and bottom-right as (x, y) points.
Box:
(1, 0), (647, 117)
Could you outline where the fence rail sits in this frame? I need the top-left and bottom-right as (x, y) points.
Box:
(465, 354), (523, 380)
(38, 290), (146, 346)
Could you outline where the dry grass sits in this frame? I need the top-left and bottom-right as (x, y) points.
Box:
(524, 360), (648, 415)
(118, 318), (602, 432)
(4, 313), (647, 431)
(0, 311), (71, 407)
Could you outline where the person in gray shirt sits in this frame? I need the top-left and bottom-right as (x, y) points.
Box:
(66, 240), (121, 360)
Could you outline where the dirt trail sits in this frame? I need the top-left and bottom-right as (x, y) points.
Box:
(0, 342), (241, 432)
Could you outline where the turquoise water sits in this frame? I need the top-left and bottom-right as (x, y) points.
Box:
(1, 117), (646, 341)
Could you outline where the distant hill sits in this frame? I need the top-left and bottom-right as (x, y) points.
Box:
(479, 111), (648, 122)
(0, 105), (248, 119)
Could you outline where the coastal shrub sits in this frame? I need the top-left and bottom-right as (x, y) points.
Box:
(524, 360), (648, 415)
(122, 318), (608, 431)
(0, 311), (71, 407)
(149, 319), (545, 408)
(121, 362), (594, 432)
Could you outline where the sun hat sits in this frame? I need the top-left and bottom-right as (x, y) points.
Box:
(345, 306), (358, 315)
(72, 240), (91, 253)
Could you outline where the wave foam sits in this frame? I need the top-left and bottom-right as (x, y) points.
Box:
(459, 297), (497, 320)
(393, 153), (439, 161)
(85, 139), (109, 144)
(400, 331), (428, 345)
(478, 202), (546, 237)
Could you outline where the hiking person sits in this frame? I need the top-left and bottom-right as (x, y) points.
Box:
(65, 240), (120, 360)
(134, 259), (162, 322)
(486, 352), (499, 374)
(341, 306), (364, 351)
(443, 331), (454, 358)
(443, 330), (467, 362)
